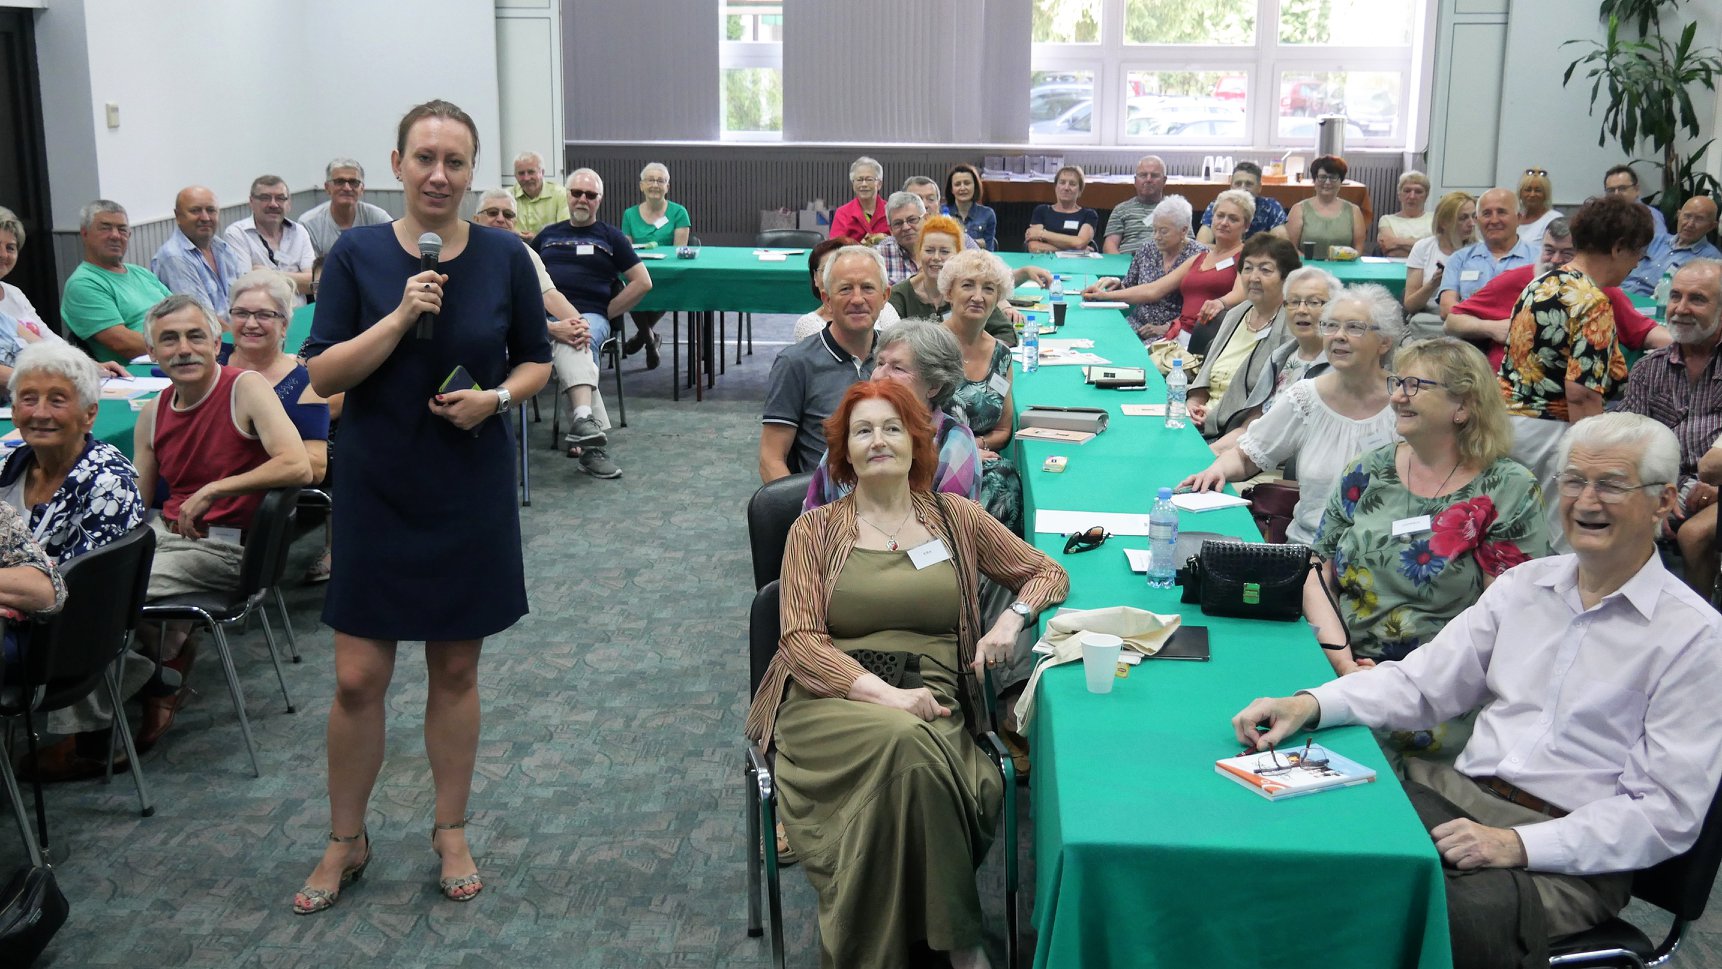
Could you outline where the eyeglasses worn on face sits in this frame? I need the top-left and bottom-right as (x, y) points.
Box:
(1316, 320), (1379, 337)
(889, 216), (923, 231)
(251, 194), (289, 204)
(1285, 298), (1328, 309)
(328, 178), (362, 189)
(568, 189), (601, 201)
(1063, 526), (1111, 554)
(1554, 473), (1668, 503)
(477, 207), (517, 220)
(230, 308), (286, 323)
(1313, 174), (1342, 184)
(1387, 375), (1447, 397)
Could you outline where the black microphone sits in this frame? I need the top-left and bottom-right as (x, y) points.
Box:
(415, 232), (443, 340)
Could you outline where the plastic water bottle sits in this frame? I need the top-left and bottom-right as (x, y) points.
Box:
(1165, 359), (1188, 429)
(1654, 268), (1675, 322)
(1147, 488), (1179, 589)
(1050, 274), (1065, 302)
(1022, 326), (1039, 373)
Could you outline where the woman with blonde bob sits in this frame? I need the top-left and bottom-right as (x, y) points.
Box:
(938, 248), (1023, 534)
(1303, 337), (1549, 761)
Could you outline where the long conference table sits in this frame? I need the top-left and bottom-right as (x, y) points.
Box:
(1008, 285), (1451, 968)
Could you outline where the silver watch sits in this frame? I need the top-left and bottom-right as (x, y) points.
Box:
(1009, 601), (1034, 621)
(493, 387), (512, 413)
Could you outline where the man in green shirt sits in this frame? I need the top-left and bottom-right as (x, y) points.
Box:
(510, 151), (568, 243)
(62, 200), (171, 363)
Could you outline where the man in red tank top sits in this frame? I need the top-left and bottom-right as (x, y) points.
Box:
(131, 294), (312, 747)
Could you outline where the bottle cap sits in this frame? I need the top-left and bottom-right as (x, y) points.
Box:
(1158, 487), (1173, 499)
(1172, 358), (1183, 368)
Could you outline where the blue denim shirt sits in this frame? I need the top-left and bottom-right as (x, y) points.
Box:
(149, 227), (247, 315)
(945, 203), (998, 251)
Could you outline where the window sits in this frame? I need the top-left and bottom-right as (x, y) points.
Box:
(1030, 0), (1422, 148)
(720, 1), (782, 140)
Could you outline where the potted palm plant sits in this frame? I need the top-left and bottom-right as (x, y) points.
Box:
(1564, 0), (1722, 225)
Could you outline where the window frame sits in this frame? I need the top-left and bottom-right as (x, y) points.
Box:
(719, 3), (784, 142)
(1030, 0), (1422, 150)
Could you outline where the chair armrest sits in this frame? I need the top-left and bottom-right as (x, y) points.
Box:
(746, 743), (775, 802)
(979, 730), (1016, 789)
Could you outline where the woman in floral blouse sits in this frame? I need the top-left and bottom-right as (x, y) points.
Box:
(1306, 337), (1549, 762)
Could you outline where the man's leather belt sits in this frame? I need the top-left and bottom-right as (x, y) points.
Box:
(1475, 775), (1568, 818)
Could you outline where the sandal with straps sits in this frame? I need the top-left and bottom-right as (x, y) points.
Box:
(293, 827), (371, 915)
(431, 817), (483, 902)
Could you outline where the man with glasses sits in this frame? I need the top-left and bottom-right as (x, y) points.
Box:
(150, 186), (247, 320)
(1197, 161), (1288, 244)
(472, 188), (615, 435)
(1437, 188), (1535, 319)
(510, 151), (566, 243)
(1103, 155), (1168, 254)
(301, 158), (392, 259)
(1446, 218), (1669, 371)
(1624, 195), (1720, 297)
(1603, 163), (1669, 237)
(224, 175), (315, 305)
(874, 192), (927, 285)
(1621, 259), (1722, 593)
(1235, 411), (1722, 969)
(531, 168), (652, 480)
(61, 199), (171, 364)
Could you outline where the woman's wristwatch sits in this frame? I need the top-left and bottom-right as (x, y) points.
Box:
(493, 387), (512, 414)
(1009, 601), (1035, 622)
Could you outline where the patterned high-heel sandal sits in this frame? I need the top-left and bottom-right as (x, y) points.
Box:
(293, 827), (371, 915)
(431, 818), (483, 902)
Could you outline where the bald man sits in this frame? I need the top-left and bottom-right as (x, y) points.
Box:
(1625, 195), (1721, 297)
(150, 185), (247, 316)
(1437, 187), (1535, 319)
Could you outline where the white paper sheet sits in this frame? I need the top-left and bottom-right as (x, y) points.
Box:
(100, 375), (173, 399)
(1121, 404), (1167, 417)
(1080, 300), (1130, 309)
(1170, 491), (1252, 513)
(1124, 548), (1151, 572)
(1039, 338), (1095, 350)
(1034, 509), (1152, 536)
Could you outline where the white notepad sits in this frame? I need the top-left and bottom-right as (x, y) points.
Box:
(1170, 491), (1252, 513)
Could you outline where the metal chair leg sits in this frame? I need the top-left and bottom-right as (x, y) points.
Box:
(257, 607), (295, 714)
(105, 665), (154, 817)
(745, 758), (763, 938)
(762, 795), (785, 968)
(0, 744), (42, 868)
(672, 312), (681, 402)
(208, 623), (262, 777)
(272, 587), (301, 662)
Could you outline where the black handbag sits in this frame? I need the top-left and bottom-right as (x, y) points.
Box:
(843, 648), (923, 689)
(0, 865), (68, 966)
(1179, 539), (1313, 621)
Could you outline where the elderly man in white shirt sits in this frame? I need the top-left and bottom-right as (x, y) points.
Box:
(1234, 412), (1722, 969)
(223, 175), (316, 306)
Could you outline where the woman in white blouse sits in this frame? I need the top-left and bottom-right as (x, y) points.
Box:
(1376, 171), (1433, 258)
(1515, 167), (1562, 248)
(0, 207), (47, 333)
(1179, 285), (1401, 544)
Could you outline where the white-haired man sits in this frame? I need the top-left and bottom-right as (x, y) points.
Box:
(511, 151), (567, 243)
(61, 199), (171, 363)
(1234, 413), (1722, 969)
(1103, 155), (1168, 254)
(301, 158), (392, 259)
(875, 191), (928, 285)
(530, 169), (651, 479)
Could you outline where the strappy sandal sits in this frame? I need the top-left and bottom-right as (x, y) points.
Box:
(431, 818), (483, 902)
(293, 827), (371, 915)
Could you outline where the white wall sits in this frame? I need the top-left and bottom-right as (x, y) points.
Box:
(38, 0), (501, 231)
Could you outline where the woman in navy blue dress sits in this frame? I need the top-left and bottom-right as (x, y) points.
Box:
(294, 100), (551, 914)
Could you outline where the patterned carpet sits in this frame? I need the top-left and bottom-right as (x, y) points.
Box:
(7, 311), (1721, 968)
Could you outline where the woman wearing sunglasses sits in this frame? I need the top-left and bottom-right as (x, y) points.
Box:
(1303, 338), (1549, 764)
(1179, 285), (1400, 545)
(1516, 167), (1562, 249)
(1286, 155), (1366, 259)
(746, 379), (1066, 969)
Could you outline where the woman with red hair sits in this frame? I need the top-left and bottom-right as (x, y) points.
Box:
(745, 379), (1066, 969)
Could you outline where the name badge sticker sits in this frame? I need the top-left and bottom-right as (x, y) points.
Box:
(907, 539), (952, 570)
(988, 373), (1011, 396)
(1460, 269), (1481, 282)
(207, 525), (244, 546)
(1214, 257), (1235, 270)
(576, 244), (596, 256)
(1391, 515), (1433, 539)
(1063, 220), (1081, 230)
(651, 215), (669, 229)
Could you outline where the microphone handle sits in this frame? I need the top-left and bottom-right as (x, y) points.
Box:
(416, 254), (439, 340)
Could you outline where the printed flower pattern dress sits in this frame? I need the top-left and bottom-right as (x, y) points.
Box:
(1313, 444), (1549, 759)
(1497, 267), (1627, 420)
(951, 340), (1022, 535)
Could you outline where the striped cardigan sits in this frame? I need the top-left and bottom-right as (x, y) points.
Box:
(744, 491), (1069, 745)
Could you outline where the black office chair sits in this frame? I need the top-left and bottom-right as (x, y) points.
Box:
(742, 580), (1020, 969)
(746, 473), (813, 589)
(140, 488), (301, 778)
(1548, 770), (1722, 967)
(1, 523), (157, 867)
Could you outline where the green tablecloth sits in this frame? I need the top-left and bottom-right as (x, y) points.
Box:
(1013, 298), (1451, 968)
(1317, 256), (1407, 298)
(629, 246), (1133, 315)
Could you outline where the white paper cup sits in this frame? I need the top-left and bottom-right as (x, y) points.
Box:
(1080, 633), (1123, 694)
